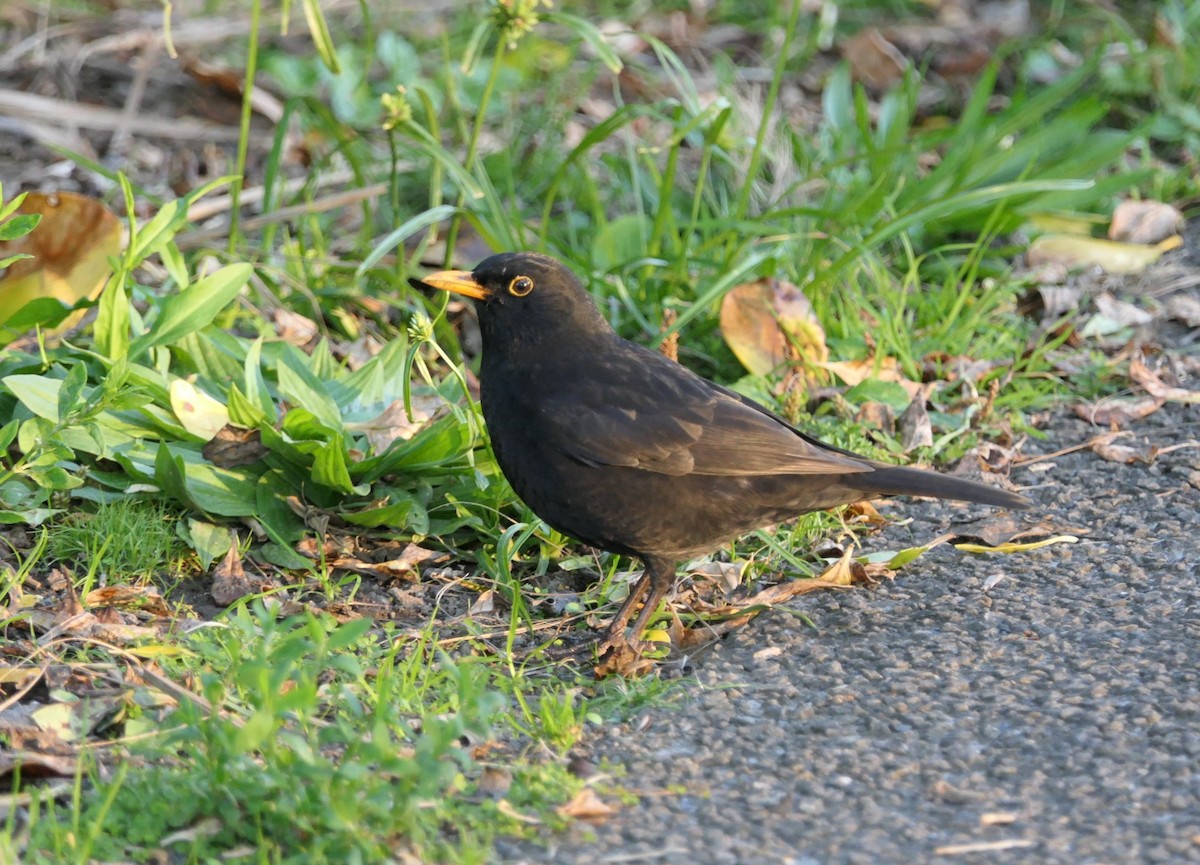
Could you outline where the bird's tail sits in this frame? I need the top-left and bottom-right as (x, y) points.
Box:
(854, 464), (1031, 510)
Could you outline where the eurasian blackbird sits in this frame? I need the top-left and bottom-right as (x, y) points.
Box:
(414, 252), (1030, 656)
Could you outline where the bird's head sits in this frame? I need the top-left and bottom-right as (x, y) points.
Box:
(412, 252), (613, 352)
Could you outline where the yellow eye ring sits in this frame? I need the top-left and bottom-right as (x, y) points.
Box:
(508, 276), (534, 297)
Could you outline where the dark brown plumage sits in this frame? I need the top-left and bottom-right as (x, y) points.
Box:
(414, 252), (1030, 657)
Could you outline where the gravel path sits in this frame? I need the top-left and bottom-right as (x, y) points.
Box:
(499, 403), (1200, 864)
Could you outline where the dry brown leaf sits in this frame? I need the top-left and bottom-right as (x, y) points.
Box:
(557, 788), (618, 821)
(1092, 438), (1147, 464)
(842, 28), (908, 89)
(719, 277), (826, 376)
(210, 543), (255, 606)
(475, 766), (513, 798)
(1108, 200), (1185, 245)
(818, 546), (859, 586)
(1072, 396), (1165, 427)
(0, 191), (121, 340)
(83, 585), (173, 617)
(273, 308), (320, 347)
(348, 395), (443, 454)
(856, 400), (896, 435)
(593, 642), (659, 678)
(0, 750), (78, 780)
(899, 389), (934, 451)
(1130, 355), (1200, 404)
(202, 425), (269, 468)
(1093, 292), (1155, 328)
(1165, 294), (1200, 327)
(327, 543), (446, 582)
(468, 590), (496, 617)
(816, 357), (923, 400)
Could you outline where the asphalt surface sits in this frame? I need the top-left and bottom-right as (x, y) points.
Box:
(498, 401), (1200, 865)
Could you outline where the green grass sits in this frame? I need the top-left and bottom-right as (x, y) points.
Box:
(1, 0), (1196, 861)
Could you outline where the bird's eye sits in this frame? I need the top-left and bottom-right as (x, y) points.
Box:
(508, 276), (534, 297)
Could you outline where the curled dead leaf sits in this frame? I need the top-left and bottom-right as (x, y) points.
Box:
(1129, 354), (1200, 404)
(1108, 200), (1185, 245)
(557, 788), (617, 821)
(202, 425), (269, 468)
(211, 543), (256, 606)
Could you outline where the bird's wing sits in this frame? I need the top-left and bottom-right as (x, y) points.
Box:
(542, 347), (872, 478)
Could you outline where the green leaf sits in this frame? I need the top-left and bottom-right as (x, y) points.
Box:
(547, 12), (623, 73)
(0, 419), (18, 450)
(0, 508), (57, 526)
(94, 274), (130, 360)
(57, 363), (89, 420)
(843, 380), (912, 411)
(338, 496), (417, 529)
(326, 616), (373, 651)
(152, 442), (260, 516)
(0, 212), (40, 241)
(5, 374), (62, 421)
(25, 465), (83, 491)
(591, 214), (650, 272)
(357, 204), (458, 277)
(277, 349), (343, 430)
(312, 437), (365, 495)
(183, 519), (234, 570)
(301, 0), (341, 73)
(227, 384), (268, 427)
(128, 263), (253, 358)
(242, 336), (277, 421)
(255, 472), (306, 544)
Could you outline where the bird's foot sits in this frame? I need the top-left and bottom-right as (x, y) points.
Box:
(593, 634), (668, 678)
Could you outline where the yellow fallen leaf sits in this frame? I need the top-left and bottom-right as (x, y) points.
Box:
(0, 192), (121, 341)
(815, 357), (923, 400)
(170, 379), (231, 440)
(1027, 234), (1182, 275)
(953, 535), (1079, 554)
(719, 277), (826, 376)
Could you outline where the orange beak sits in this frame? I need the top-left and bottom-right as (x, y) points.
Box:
(415, 269), (489, 300)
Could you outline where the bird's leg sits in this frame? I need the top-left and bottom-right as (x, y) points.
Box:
(598, 556), (675, 654)
(597, 570), (651, 653)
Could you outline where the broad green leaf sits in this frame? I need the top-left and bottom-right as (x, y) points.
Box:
(277, 349), (343, 430)
(56, 363), (88, 420)
(227, 384), (269, 427)
(312, 437), (366, 495)
(5, 374), (63, 421)
(591, 214), (650, 272)
(152, 442), (260, 516)
(338, 496), (416, 529)
(0, 419), (18, 450)
(0, 507), (57, 526)
(255, 471), (306, 544)
(183, 519), (234, 570)
(242, 336), (277, 420)
(128, 263), (253, 358)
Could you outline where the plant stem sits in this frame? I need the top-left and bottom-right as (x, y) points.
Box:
(445, 36), (507, 266)
(229, 0), (262, 252)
